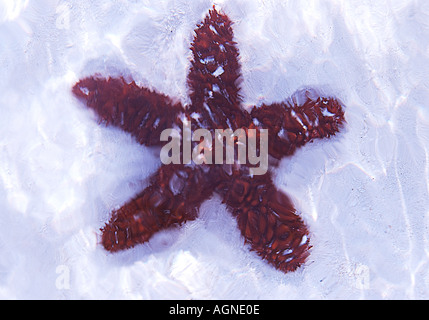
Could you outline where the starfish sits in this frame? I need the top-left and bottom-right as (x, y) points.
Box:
(72, 7), (345, 273)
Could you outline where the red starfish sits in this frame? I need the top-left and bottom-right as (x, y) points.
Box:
(72, 7), (345, 273)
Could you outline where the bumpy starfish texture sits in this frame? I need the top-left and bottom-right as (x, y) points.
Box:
(73, 7), (345, 273)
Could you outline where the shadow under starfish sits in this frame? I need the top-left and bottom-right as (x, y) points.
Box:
(73, 6), (345, 273)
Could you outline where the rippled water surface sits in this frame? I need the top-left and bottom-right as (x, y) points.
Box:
(1, 0), (429, 299)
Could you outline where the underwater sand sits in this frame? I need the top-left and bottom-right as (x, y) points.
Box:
(1, 0), (429, 299)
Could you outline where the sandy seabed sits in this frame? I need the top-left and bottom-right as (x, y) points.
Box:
(1, 0), (429, 299)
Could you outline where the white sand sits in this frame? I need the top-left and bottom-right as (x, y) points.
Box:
(1, 0), (429, 299)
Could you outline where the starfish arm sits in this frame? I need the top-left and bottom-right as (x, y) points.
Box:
(187, 7), (251, 130)
(251, 91), (345, 159)
(101, 164), (214, 252)
(73, 76), (182, 146)
(220, 171), (310, 273)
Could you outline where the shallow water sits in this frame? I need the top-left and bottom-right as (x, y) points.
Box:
(1, 0), (429, 299)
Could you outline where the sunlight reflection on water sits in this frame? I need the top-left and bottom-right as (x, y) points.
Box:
(1, 0), (429, 299)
